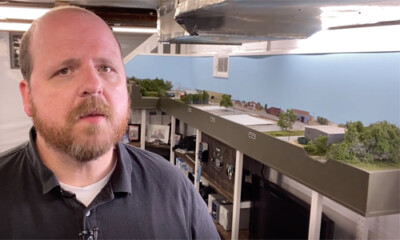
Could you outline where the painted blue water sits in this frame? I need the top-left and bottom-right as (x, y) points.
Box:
(125, 52), (400, 126)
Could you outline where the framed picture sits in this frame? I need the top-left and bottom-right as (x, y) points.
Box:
(9, 32), (23, 69)
(171, 133), (182, 146)
(128, 124), (140, 142)
(147, 124), (170, 144)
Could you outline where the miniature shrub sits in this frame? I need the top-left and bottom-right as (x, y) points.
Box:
(327, 121), (400, 164)
(327, 142), (357, 163)
(128, 76), (172, 97)
(304, 136), (328, 156)
(304, 143), (318, 155)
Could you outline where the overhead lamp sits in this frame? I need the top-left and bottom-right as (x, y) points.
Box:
(320, 5), (400, 30)
(112, 27), (157, 34)
(295, 24), (400, 53)
(0, 22), (31, 31)
(0, 6), (49, 20)
(0, 22), (158, 33)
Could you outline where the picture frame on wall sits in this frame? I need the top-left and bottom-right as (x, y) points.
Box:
(172, 133), (182, 146)
(147, 124), (170, 144)
(128, 124), (140, 142)
(9, 32), (23, 69)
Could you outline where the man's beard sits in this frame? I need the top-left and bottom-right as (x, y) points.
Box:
(31, 96), (129, 162)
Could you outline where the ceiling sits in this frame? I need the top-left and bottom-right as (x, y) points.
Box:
(1, 0), (399, 45)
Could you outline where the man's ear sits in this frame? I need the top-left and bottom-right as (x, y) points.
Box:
(19, 80), (32, 117)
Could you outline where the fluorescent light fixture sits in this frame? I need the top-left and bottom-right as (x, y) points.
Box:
(0, 22), (31, 31)
(112, 27), (157, 34)
(0, 6), (49, 20)
(0, 6), (156, 34)
(0, 23), (158, 33)
(295, 25), (400, 53)
(320, 5), (400, 29)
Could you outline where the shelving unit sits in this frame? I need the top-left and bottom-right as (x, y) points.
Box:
(130, 84), (400, 239)
(174, 150), (234, 202)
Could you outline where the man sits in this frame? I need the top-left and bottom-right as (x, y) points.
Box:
(0, 6), (220, 239)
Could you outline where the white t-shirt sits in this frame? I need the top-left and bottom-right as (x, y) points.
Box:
(59, 163), (116, 207)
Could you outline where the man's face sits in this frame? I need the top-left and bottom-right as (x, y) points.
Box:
(22, 10), (129, 162)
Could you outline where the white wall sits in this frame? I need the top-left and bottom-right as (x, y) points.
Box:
(0, 31), (32, 153)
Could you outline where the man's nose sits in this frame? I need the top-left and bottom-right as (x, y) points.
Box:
(79, 66), (104, 97)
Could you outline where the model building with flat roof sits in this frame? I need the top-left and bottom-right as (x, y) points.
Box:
(305, 125), (346, 145)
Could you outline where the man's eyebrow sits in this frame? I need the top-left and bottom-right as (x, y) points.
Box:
(94, 57), (117, 66)
(59, 58), (81, 67)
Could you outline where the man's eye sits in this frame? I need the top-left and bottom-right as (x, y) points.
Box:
(58, 68), (71, 76)
(99, 66), (112, 73)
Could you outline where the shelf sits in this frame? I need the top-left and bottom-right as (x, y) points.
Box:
(214, 221), (249, 240)
(174, 150), (195, 170)
(128, 141), (140, 148)
(174, 150), (234, 201)
(130, 85), (400, 217)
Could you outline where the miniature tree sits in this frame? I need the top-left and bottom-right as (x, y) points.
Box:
(192, 94), (201, 104)
(182, 94), (193, 104)
(327, 121), (400, 164)
(255, 102), (263, 111)
(201, 91), (209, 104)
(277, 109), (297, 140)
(317, 116), (329, 125)
(220, 94), (233, 109)
(304, 136), (328, 156)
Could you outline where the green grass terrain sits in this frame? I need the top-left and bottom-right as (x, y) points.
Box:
(265, 130), (399, 171)
(339, 160), (399, 171)
(264, 130), (305, 137)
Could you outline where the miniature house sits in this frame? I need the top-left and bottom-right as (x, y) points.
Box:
(292, 109), (312, 123)
(305, 125), (346, 145)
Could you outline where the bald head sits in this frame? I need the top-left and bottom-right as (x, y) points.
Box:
(19, 6), (120, 83)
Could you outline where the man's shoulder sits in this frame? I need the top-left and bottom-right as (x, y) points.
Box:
(0, 143), (29, 167)
(0, 143), (30, 183)
(122, 143), (172, 167)
(121, 143), (189, 185)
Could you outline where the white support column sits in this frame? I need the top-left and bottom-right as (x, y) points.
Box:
(231, 150), (243, 240)
(157, 42), (163, 54)
(140, 109), (146, 150)
(170, 43), (176, 54)
(356, 216), (370, 240)
(308, 190), (323, 240)
(169, 116), (176, 164)
(194, 129), (202, 192)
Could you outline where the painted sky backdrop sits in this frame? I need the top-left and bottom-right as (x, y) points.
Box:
(125, 52), (400, 127)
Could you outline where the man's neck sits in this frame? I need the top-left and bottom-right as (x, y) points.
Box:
(35, 134), (117, 187)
